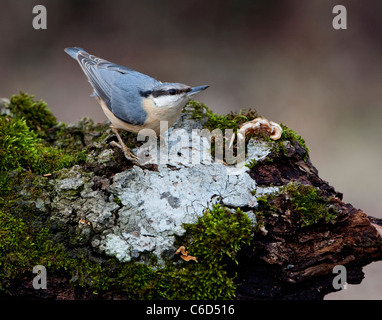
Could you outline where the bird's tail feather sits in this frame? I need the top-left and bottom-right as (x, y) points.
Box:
(64, 47), (87, 59)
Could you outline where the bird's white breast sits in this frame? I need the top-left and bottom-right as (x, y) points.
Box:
(143, 97), (185, 134)
(97, 96), (185, 136)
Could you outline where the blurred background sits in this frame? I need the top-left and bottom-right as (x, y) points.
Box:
(1, 0), (382, 299)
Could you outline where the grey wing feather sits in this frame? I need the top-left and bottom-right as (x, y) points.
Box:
(68, 48), (160, 125)
(76, 52), (112, 108)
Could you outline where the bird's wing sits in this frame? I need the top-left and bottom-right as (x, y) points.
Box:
(65, 47), (160, 125)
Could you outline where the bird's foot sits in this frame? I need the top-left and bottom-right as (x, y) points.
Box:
(110, 141), (139, 163)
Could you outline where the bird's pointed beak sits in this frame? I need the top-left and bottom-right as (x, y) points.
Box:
(187, 85), (209, 96)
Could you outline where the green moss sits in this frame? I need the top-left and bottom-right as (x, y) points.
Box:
(245, 158), (258, 169)
(0, 117), (40, 172)
(254, 183), (339, 228)
(8, 92), (57, 136)
(162, 263), (237, 300)
(183, 204), (252, 265)
(163, 204), (252, 299)
(258, 124), (310, 161)
(32, 146), (87, 175)
(184, 100), (210, 120)
(112, 196), (122, 206)
(185, 100), (260, 132)
(0, 172), (11, 202)
(284, 183), (338, 227)
(0, 92), (88, 185)
(0, 116), (86, 176)
(279, 124), (309, 153)
(112, 262), (163, 299)
(256, 194), (274, 209)
(67, 255), (168, 299)
(0, 209), (72, 291)
(277, 123), (310, 160)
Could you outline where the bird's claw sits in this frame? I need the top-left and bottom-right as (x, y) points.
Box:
(110, 141), (139, 163)
(110, 141), (122, 149)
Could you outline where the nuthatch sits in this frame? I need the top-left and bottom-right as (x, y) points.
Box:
(64, 47), (209, 162)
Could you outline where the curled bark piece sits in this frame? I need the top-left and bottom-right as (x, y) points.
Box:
(176, 246), (198, 262)
(176, 246), (188, 256)
(180, 255), (198, 262)
(229, 117), (283, 148)
(269, 121), (283, 140)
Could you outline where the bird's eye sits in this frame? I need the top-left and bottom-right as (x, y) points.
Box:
(169, 89), (176, 95)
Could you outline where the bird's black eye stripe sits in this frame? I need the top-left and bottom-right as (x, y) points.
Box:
(152, 90), (168, 98)
(139, 90), (152, 98)
(141, 88), (192, 98)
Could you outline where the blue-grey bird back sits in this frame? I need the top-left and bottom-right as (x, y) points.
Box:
(65, 47), (161, 125)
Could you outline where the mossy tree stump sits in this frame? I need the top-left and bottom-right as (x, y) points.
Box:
(1, 92), (381, 300)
